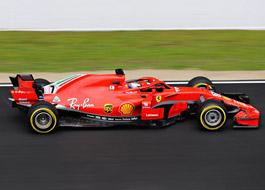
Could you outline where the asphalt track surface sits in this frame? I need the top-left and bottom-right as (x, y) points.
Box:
(0, 83), (264, 190)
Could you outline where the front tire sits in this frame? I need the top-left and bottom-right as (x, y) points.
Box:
(198, 100), (227, 131)
(27, 101), (59, 134)
(188, 76), (215, 90)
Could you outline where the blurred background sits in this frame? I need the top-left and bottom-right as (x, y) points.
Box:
(0, 0), (265, 72)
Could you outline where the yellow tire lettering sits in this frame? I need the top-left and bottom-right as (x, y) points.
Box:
(194, 83), (213, 89)
(30, 108), (57, 134)
(200, 105), (226, 131)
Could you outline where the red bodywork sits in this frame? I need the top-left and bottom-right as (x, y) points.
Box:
(9, 72), (260, 128)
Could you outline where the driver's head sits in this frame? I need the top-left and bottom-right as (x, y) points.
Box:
(128, 82), (140, 89)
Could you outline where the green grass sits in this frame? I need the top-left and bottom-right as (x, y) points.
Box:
(0, 30), (265, 72)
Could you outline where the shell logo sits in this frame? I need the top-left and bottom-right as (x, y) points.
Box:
(120, 103), (134, 115)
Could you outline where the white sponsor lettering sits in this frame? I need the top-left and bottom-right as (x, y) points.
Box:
(67, 98), (94, 110)
(211, 91), (221, 97)
(18, 98), (28, 101)
(146, 113), (159, 117)
(126, 91), (137, 94)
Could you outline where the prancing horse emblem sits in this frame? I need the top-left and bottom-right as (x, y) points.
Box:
(156, 95), (162, 102)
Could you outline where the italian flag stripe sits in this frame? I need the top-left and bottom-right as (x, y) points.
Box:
(54, 74), (80, 86)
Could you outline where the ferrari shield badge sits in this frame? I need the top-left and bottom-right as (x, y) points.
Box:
(104, 104), (113, 114)
(156, 95), (162, 102)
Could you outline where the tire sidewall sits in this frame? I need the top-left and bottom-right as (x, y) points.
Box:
(28, 102), (58, 134)
(188, 76), (215, 90)
(34, 78), (51, 87)
(199, 100), (227, 131)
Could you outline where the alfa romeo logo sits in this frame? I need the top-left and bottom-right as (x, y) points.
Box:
(104, 104), (113, 114)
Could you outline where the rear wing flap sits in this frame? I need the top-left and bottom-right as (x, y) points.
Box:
(9, 74), (34, 88)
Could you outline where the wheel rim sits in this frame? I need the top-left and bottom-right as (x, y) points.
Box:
(204, 109), (222, 127)
(35, 112), (52, 129)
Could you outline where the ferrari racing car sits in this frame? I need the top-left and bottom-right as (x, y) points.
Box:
(9, 69), (260, 134)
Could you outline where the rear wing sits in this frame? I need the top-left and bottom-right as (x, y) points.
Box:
(9, 74), (34, 88)
(9, 74), (39, 107)
(115, 69), (125, 75)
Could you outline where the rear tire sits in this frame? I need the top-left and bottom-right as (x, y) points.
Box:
(34, 78), (51, 87)
(27, 101), (59, 134)
(188, 76), (215, 91)
(198, 100), (227, 131)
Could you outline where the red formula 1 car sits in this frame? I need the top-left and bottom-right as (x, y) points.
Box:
(9, 69), (260, 134)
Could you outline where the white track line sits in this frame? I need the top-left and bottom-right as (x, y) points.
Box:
(2, 27), (265, 31)
(0, 80), (264, 87)
(213, 81), (265, 84)
(165, 82), (188, 85)
(0, 84), (13, 87)
(166, 80), (265, 85)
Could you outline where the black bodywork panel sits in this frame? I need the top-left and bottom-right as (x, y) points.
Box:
(221, 92), (250, 104)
